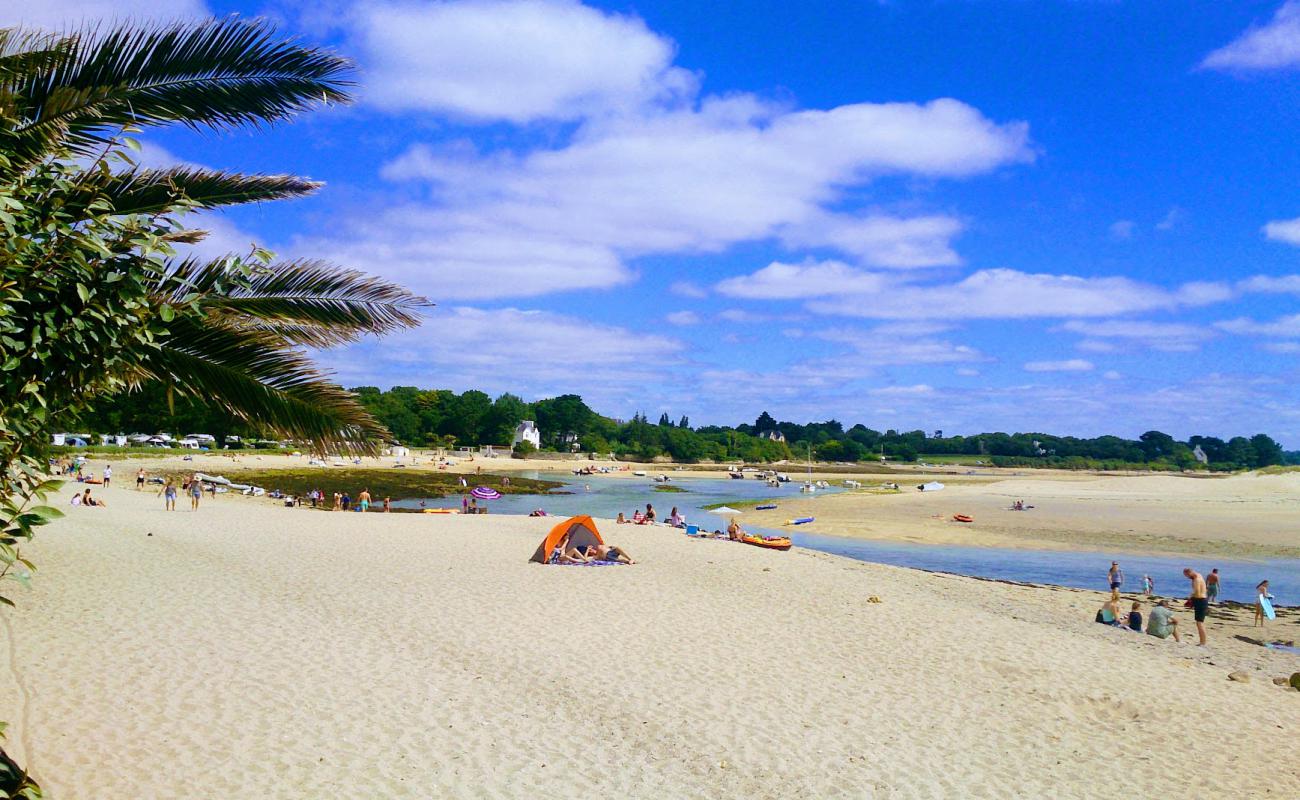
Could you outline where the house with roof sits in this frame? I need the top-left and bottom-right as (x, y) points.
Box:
(512, 420), (541, 449)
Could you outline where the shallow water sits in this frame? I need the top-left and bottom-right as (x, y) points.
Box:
(395, 473), (1299, 606)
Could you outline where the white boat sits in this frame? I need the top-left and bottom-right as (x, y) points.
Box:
(800, 445), (816, 492)
(633, 470), (646, 477)
(800, 483), (816, 493)
(844, 479), (862, 488)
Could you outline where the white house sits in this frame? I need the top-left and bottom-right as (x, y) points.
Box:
(759, 429), (786, 442)
(512, 420), (541, 449)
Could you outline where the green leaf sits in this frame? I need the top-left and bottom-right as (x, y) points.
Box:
(159, 304), (175, 322)
(76, 283), (90, 302)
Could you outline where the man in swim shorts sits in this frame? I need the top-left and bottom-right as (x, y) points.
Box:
(358, 488), (371, 512)
(1183, 568), (1208, 646)
(1206, 568), (1220, 604)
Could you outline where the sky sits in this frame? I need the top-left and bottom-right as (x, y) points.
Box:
(8, 1), (1300, 444)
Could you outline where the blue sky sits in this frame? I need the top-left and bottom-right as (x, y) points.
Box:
(10, 1), (1300, 444)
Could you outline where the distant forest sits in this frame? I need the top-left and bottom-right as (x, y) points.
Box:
(71, 383), (1299, 472)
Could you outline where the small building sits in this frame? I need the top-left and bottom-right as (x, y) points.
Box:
(389, 445), (410, 458)
(758, 429), (786, 443)
(512, 420), (541, 449)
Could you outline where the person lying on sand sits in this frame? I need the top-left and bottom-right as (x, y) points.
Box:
(1146, 599), (1181, 642)
(616, 512), (628, 524)
(548, 533), (590, 565)
(583, 544), (635, 564)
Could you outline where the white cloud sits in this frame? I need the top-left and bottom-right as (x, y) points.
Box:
(804, 269), (1228, 320)
(1059, 319), (1214, 352)
(1, 0), (207, 29)
(665, 310), (700, 326)
(1076, 339), (1118, 354)
(1202, 1), (1300, 71)
(782, 213), (964, 268)
(1262, 341), (1300, 354)
(352, 0), (692, 122)
(1215, 314), (1300, 338)
(669, 281), (708, 299)
(717, 309), (769, 323)
(1239, 274), (1300, 294)
(1023, 359), (1094, 373)
(955, 368), (980, 377)
(1263, 217), (1300, 245)
(715, 260), (886, 300)
(358, 92), (1030, 298)
(869, 384), (935, 397)
(815, 327), (985, 366)
(1154, 206), (1184, 231)
(1109, 220), (1136, 240)
(1103, 370), (1122, 380)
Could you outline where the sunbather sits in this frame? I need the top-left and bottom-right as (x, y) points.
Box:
(548, 533), (590, 564)
(727, 518), (744, 541)
(583, 543), (635, 564)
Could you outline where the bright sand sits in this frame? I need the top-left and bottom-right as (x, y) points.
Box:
(1, 483), (1297, 798)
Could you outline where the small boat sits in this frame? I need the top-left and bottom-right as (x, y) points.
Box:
(844, 480), (862, 488)
(800, 483), (816, 493)
(728, 471), (745, 479)
(754, 504), (778, 511)
(788, 517), (815, 525)
(740, 533), (792, 551)
(423, 508), (457, 514)
(952, 514), (973, 523)
(633, 470), (646, 477)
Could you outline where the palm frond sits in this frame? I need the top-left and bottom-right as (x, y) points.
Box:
(4, 16), (353, 167)
(97, 167), (321, 216)
(162, 258), (431, 342)
(142, 316), (387, 453)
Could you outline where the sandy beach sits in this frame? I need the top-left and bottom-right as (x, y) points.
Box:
(1, 482), (1296, 798)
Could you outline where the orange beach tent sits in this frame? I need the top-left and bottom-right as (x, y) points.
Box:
(530, 515), (604, 563)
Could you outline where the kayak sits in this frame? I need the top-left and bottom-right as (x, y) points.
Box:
(740, 533), (792, 551)
(953, 514), (974, 523)
(788, 517), (815, 525)
(755, 504), (777, 510)
(422, 508), (457, 514)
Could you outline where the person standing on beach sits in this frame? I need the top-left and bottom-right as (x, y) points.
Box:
(1142, 574), (1152, 597)
(383, 496), (391, 513)
(1108, 562), (1124, 592)
(103, 464), (112, 487)
(358, 488), (371, 512)
(189, 475), (203, 511)
(1206, 568), (1220, 604)
(136, 467), (146, 490)
(1183, 568), (1208, 646)
(1254, 580), (1273, 627)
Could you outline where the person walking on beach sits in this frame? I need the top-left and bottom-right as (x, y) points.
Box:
(1206, 568), (1220, 605)
(136, 467), (146, 490)
(383, 496), (391, 513)
(1254, 580), (1273, 627)
(1142, 574), (1152, 597)
(160, 479), (177, 511)
(358, 488), (371, 512)
(1108, 561), (1124, 592)
(189, 475), (203, 511)
(1183, 568), (1208, 646)
(103, 464), (112, 487)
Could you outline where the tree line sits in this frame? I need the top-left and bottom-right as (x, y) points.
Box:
(76, 384), (1297, 472)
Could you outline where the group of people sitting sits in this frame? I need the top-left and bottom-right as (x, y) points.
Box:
(69, 487), (106, 507)
(1096, 590), (1181, 641)
(547, 533), (635, 565)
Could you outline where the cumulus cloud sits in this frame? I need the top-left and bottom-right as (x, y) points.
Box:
(1023, 359), (1094, 373)
(815, 327), (986, 366)
(1202, 1), (1300, 71)
(1059, 319), (1214, 352)
(1239, 274), (1300, 294)
(352, 0), (693, 122)
(1, 0), (207, 29)
(781, 213), (965, 268)
(802, 269), (1228, 320)
(1215, 314), (1300, 338)
(665, 310), (700, 326)
(715, 260), (886, 300)
(1263, 217), (1300, 245)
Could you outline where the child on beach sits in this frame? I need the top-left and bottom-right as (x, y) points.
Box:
(1127, 601), (1143, 632)
(1142, 574), (1152, 597)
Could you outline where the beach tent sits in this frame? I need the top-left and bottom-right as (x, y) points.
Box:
(530, 515), (604, 563)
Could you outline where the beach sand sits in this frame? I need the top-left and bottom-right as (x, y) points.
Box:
(1, 484), (1297, 798)
(750, 471), (1300, 559)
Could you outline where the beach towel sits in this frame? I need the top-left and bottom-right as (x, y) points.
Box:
(553, 560), (626, 567)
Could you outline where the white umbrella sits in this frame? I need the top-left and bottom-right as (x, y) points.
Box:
(710, 506), (742, 516)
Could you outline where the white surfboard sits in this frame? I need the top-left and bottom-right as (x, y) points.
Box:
(1260, 594), (1276, 620)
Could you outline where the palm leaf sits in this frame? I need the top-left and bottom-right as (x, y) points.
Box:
(142, 316), (387, 453)
(162, 258), (431, 345)
(97, 167), (321, 216)
(4, 16), (353, 168)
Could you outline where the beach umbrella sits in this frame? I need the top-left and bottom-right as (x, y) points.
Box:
(710, 506), (741, 516)
(470, 486), (502, 500)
